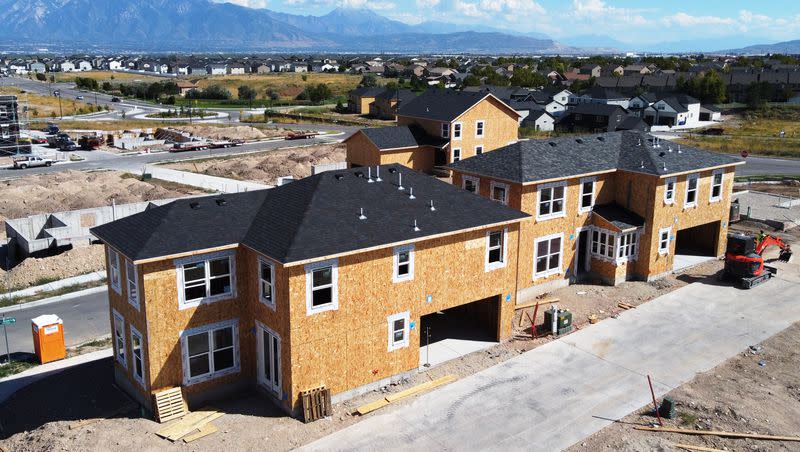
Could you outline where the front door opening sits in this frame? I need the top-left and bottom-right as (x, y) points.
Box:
(418, 296), (500, 368)
(576, 229), (590, 279)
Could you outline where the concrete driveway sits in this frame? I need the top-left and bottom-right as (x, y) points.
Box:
(303, 262), (800, 451)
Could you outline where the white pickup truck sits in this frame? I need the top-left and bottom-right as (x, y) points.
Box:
(12, 155), (54, 169)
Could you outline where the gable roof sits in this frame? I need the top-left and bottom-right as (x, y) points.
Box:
(92, 164), (528, 265)
(398, 89), (519, 122)
(351, 86), (386, 97)
(448, 131), (742, 184)
(352, 125), (448, 151)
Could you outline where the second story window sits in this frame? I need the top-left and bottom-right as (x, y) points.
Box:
(476, 120), (485, 137)
(710, 170), (723, 202)
(177, 252), (236, 309)
(393, 245), (414, 283)
(579, 177), (595, 212)
(664, 177), (676, 204)
(441, 122), (450, 138)
(463, 176), (479, 193)
(490, 181), (509, 204)
(305, 259), (339, 315)
(685, 174), (699, 207)
(485, 229), (507, 271)
(126, 259), (139, 310)
(259, 258), (275, 309)
(453, 122), (462, 139)
(537, 182), (566, 220)
(108, 248), (122, 295)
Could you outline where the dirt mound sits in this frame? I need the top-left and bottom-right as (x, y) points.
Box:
(165, 144), (345, 184)
(172, 125), (297, 141)
(0, 245), (105, 292)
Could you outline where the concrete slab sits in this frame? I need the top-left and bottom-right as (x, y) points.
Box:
(303, 264), (800, 452)
(419, 338), (497, 369)
(673, 254), (715, 271)
(732, 190), (800, 230)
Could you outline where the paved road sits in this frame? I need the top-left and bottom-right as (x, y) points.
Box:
(304, 262), (800, 451)
(737, 155), (800, 176)
(0, 290), (109, 356)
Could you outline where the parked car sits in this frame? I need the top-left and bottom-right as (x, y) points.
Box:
(12, 155), (53, 169)
(53, 90), (60, 96)
(30, 137), (48, 144)
(111, 97), (121, 102)
(76, 95), (84, 100)
(59, 141), (78, 151)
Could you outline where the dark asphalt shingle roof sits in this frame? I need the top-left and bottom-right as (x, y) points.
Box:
(351, 86), (386, 97)
(593, 203), (645, 230)
(91, 164), (529, 264)
(398, 89), (517, 122)
(355, 125), (448, 150)
(448, 131), (742, 183)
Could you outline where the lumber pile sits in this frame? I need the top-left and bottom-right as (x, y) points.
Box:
(356, 375), (457, 416)
(618, 302), (635, 310)
(155, 407), (223, 443)
(634, 426), (800, 442)
(301, 386), (332, 423)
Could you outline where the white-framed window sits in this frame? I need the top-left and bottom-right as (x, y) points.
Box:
(617, 231), (638, 261)
(181, 319), (239, 386)
(305, 259), (338, 315)
(537, 181), (567, 220)
(176, 251), (236, 310)
(490, 181), (509, 205)
(112, 309), (126, 369)
(476, 120), (485, 137)
(463, 175), (479, 193)
(130, 326), (145, 388)
(387, 311), (410, 352)
(126, 259), (139, 310)
(534, 233), (563, 278)
(579, 177), (596, 212)
(108, 248), (122, 295)
(658, 227), (671, 255)
(452, 148), (461, 162)
(684, 173), (699, 207)
(393, 245), (414, 283)
(475, 145), (483, 155)
(256, 321), (281, 395)
(664, 177), (676, 204)
(485, 228), (508, 271)
(453, 122), (462, 139)
(441, 122), (450, 138)
(258, 257), (276, 309)
(710, 169), (723, 202)
(591, 229), (616, 259)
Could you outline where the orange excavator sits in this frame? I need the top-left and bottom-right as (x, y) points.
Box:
(724, 232), (793, 289)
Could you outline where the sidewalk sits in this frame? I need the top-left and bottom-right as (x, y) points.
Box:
(0, 348), (112, 403)
(0, 271), (106, 302)
(303, 262), (800, 451)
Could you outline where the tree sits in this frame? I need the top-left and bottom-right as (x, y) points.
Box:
(359, 74), (378, 87)
(462, 74), (481, 87)
(509, 68), (547, 88)
(238, 85), (257, 108)
(300, 83), (332, 104)
(101, 81), (112, 91)
(384, 81), (399, 91)
(34, 73), (47, 82)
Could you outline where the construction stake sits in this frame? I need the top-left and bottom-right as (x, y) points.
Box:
(673, 444), (727, 452)
(647, 375), (663, 426)
(530, 302), (540, 339)
(635, 426), (800, 442)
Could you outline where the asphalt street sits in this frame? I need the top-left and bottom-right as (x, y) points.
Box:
(736, 155), (800, 176)
(0, 290), (109, 357)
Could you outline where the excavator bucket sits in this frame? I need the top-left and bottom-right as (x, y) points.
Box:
(779, 249), (793, 262)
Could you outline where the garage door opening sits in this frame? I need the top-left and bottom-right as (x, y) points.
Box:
(674, 221), (720, 271)
(419, 296), (500, 368)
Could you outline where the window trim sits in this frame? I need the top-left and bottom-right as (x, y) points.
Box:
(441, 122), (450, 138)
(125, 258), (139, 310)
(658, 227), (671, 255)
(452, 122), (462, 140)
(175, 250), (237, 310)
(485, 228), (508, 272)
(615, 230), (640, 264)
(108, 248), (122, 295)
(452, 147), (461, 162)
(387, 311), (410, 352)
(462, 175), (479, 193)
(305, 258), (339, 315)
(536, 181), (567, 221)
(130, 325), (146, 388)
(490, 181), (509, 205)
(709, 169), (723, 203)
(684, 173), (699, 208)
(180, 319), (240, 386)
(475, 119), (485, 137)
(475, 145), (483, 155)
(392, 244), (415, 283)
(112, 309), (126, 369)
(533, 232), (564, 279)
(258, 257), (276, 310)
(256, 320), (281, 395)
(578, 176), (596, 213)
(664, 176), (677, 204)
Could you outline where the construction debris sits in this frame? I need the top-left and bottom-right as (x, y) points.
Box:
(153, 387), (188, 423)
(155, 407), (223, 442)
(301, 386), (333, 423)
(618, 302), (635, 310)
(634, 426), (800, 442)
(673, 444), (727, 452)
(356, 375), (458, 416)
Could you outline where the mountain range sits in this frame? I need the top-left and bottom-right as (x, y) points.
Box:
(0, 0), (562, 53)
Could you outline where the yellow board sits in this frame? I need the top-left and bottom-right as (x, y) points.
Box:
(384, 375), (458, 403)
(183, 423), (219, 443)
(356, 398), (390, 415)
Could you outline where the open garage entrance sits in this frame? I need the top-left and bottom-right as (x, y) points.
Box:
(418, 295), (500, 368)
(674, 221), (721, 271)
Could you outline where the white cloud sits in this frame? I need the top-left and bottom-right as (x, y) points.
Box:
(453, 0), (485, 18)
(215, 0), (270, 8)
(416, 0), (440, 8)
(661, 12), (735, 27)
(281, 0), (395, 10)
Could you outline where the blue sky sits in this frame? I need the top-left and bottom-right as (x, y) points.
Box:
(216, 0), (800, 44)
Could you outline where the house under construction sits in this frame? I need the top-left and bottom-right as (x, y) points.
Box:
(0, 95), (31, 155)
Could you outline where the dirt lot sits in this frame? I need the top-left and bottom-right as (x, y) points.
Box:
(735, 181), (800, 197)
(566, 321), (800, 452)
(0, 170), (203, 291)
(168, 125), (305, 141)
(163, 143), (345, 183)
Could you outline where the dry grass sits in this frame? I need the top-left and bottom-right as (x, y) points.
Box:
(53, 71), (164, 84)
(193, 73), (394, 100)
(0, 86), (99, 118)
(679, 117), (800, 157)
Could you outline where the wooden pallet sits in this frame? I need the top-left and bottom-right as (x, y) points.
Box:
(156, 407), (223, 442)
(301, 386), (332, 423)
(153, 387), (188, 423)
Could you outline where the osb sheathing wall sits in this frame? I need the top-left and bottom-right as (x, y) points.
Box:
(346, 132), (435, 171)
(346, 132), (382, 168)
(284, 225), (521, 412)
(106, 245), (151, 404)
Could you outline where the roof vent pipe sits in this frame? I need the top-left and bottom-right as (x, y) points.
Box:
(640, 160), (645, 168)
(677, 145), (682, 154)
(367, 167), (374, 183)
(430, 200), (436, 211)
(359, 208), (367, 220)
(398, 172), (404, 190)
(413, 219), (420, 232)
(376, 166), (383, 182)
(409, 187), (416, 199)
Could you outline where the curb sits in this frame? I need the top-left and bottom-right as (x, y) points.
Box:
(3, 286), (107, 312)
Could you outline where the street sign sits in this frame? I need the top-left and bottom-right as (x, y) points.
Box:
(0, 317), (15, 325)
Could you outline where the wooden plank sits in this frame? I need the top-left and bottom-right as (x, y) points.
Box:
(356, 398), (390, 415)
(156, 408), (221, 440)
(385, 375), (458, 403)
(674, 444), (727, 452)
(634, 426), (800, 442)
(182, 423), (218, 443)
(165, 412), (223, 442)
(515, 298), (559, 311)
